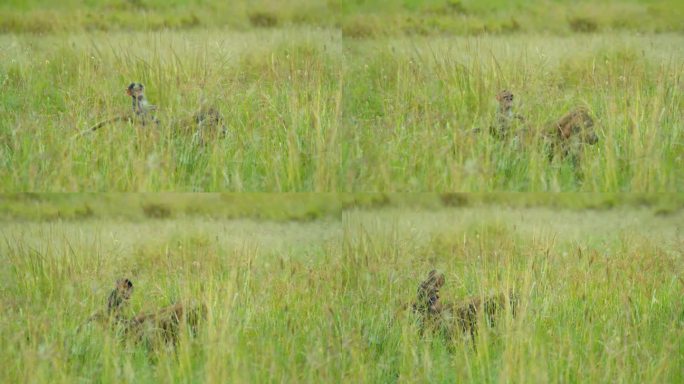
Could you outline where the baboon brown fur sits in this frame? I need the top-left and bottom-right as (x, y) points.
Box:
(412, 270), (518, 346)
(126, 301), (207, 346)
(544, 106), (599, 162)
(491, 90), (599, 166)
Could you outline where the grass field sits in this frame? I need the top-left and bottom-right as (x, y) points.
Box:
(342, 34), (684, 191)
(1, 195), (683, 382)
(1, 29), (341, 191)
(2, 1), (682, 381)
(2, 0), (683, 35)
(1, 1), (683, 191)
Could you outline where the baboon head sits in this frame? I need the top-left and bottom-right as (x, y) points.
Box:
(107, 278), (134, 314)
(555, 107), (598, 145)
(496, 90), (515, 113)
(413, 270), (445, 315)
(126, 82), (150, 117)
(126, 83), (145, 100)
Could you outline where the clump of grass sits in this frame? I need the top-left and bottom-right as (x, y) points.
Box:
(568, 17), (598, 33)
(248, 11), (278, 28)
(141, 203), (172, 219)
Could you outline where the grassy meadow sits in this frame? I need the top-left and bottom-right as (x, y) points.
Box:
(342, 34), (684, 191)
(1, 1), (683, 191)
(1, 194), (683, 382)
(1, 29), (341, 191)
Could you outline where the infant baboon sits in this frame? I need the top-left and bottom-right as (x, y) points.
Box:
(544, 106), (598, 162)
(412, 270), (518, 346)
(492, 90), (525, 139)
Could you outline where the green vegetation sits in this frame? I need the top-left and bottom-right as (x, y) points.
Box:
(1, 1), (682, 192)
(2, 0), (681, 380)
(1, 0), (682, 35)
(0, 193), (343, 221)
(2, 195), (682, 382)
(1, 30), (341, 191)
(2, 193), (683, 222)
(342, 34), (684, 191)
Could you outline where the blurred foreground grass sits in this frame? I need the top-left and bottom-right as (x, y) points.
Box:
(1, 0), (682, 35)
(1, 193), (683, 222)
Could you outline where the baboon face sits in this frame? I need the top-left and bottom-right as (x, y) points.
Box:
(558, 108), (598, 145)
(107, 278), (134, 313)
(126, 83), (145, 100)
(496, 90), (514, 112)
(116, 278), (134, 300)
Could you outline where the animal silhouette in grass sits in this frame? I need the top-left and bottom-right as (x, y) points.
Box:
(77, 83), (226, 144)
(491, 90), (599, 164)
(76, 83), (159, 137)
(544, 106), (598, 165)
(412, 270), (518, 346)
(80, 278), (206, 347)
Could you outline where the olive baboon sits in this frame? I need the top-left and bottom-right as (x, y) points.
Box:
(412, 270), (518, 346)
(79, 278), (134, 331)
(126, 301), (207, 346)
(491, 90), (599, 164)
(544, 106), (599, 163)
(77, 83), (227, 145)
(80, 278), (206, 347)
(75, 83), (159, 137)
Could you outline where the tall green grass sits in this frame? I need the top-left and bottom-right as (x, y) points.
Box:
(342, 34), (684, 191)
(1, 204), (682, 382)
(1, 9), (682, 192)
(0, 29), (341, 191)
